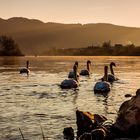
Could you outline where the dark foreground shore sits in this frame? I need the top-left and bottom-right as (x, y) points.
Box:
(63, 89), (140, 140)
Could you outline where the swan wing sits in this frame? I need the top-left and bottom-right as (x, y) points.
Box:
(108, 74), (116, 82)
(80, 69), (89, 75)
(68, 71), (74, 78)
(94, 81), (110, 92)
(68, 71), (80, 78)
(20, 68), (29, 74)
(60, 79), (78, 89)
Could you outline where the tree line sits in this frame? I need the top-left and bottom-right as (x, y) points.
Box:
(0, 35), (140, 56)
(44, 41), (140, 56)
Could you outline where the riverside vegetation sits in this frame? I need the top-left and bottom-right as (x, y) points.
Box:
(44, 41), (140, 56)
(0, 35), (140, 56)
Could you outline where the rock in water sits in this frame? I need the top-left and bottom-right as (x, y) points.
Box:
(76, 110), (107, 137)
(113, 89), (140, 138)
(63, 127), (74, 140)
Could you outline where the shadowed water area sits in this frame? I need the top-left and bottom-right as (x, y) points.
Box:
(0, 56), (140, 140)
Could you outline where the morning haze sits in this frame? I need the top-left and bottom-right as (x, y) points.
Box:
(0, 0), (140, 55)
(1, 17), (140, 55)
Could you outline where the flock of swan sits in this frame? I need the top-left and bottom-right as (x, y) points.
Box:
(19, 60), (118, 94)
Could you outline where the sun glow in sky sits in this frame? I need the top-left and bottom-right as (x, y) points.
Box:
(0, 0), (140, 27)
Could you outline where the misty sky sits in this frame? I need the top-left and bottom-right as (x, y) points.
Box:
(0, 0), (140, 27)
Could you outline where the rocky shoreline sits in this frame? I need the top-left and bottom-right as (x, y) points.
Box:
(63, 89), (140, 140)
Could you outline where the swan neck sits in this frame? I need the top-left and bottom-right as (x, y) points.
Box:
(27, 61), (29, 69)
(75, 62), (78, 68)
(104, 67), (108, 81)
(110, 64), (114, 75)
(74, 68), (78, 82)
(87, 63), (90, 71)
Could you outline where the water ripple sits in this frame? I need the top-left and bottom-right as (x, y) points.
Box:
(0, 56), (140, 139)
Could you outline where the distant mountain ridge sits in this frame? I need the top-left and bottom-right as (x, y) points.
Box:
(0, 17), (140, 55)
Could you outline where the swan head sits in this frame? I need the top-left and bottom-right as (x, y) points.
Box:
(75, 61), (78, 67)
(87, 60), (91, 64)
(110, 62), (116, 67)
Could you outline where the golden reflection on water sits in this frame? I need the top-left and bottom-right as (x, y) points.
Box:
(0, 56), (140, 140)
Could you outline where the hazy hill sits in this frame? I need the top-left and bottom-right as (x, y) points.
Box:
(0, 17), (140, 55)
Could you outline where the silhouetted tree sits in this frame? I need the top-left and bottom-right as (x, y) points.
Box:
(102, 40), (111, 48)
(0, 35), (24, 56)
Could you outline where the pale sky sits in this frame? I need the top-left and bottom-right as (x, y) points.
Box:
(0, 0), (140, 27)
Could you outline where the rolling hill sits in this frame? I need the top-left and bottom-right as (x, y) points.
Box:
(0, 17), (140, 55)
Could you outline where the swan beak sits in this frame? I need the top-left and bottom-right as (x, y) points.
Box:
(111, 62), (116, 67)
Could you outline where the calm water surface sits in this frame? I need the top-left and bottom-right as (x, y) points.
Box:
(0, 56), (140, 140)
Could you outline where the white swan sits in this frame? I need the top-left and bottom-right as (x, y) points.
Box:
(108, 62), (117, 82)
(80, 60), (91, 76)
(20, 60), (30, 75)
(68, 61), (80, 78)
(94, 66), (111, 93)
(60, 64), (79, 89)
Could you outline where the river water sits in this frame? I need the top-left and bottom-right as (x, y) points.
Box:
(0, 56), (140, 140)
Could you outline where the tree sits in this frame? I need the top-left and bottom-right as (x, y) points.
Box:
(102, 40), (112, 48)
(0, 35), (24, 56)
